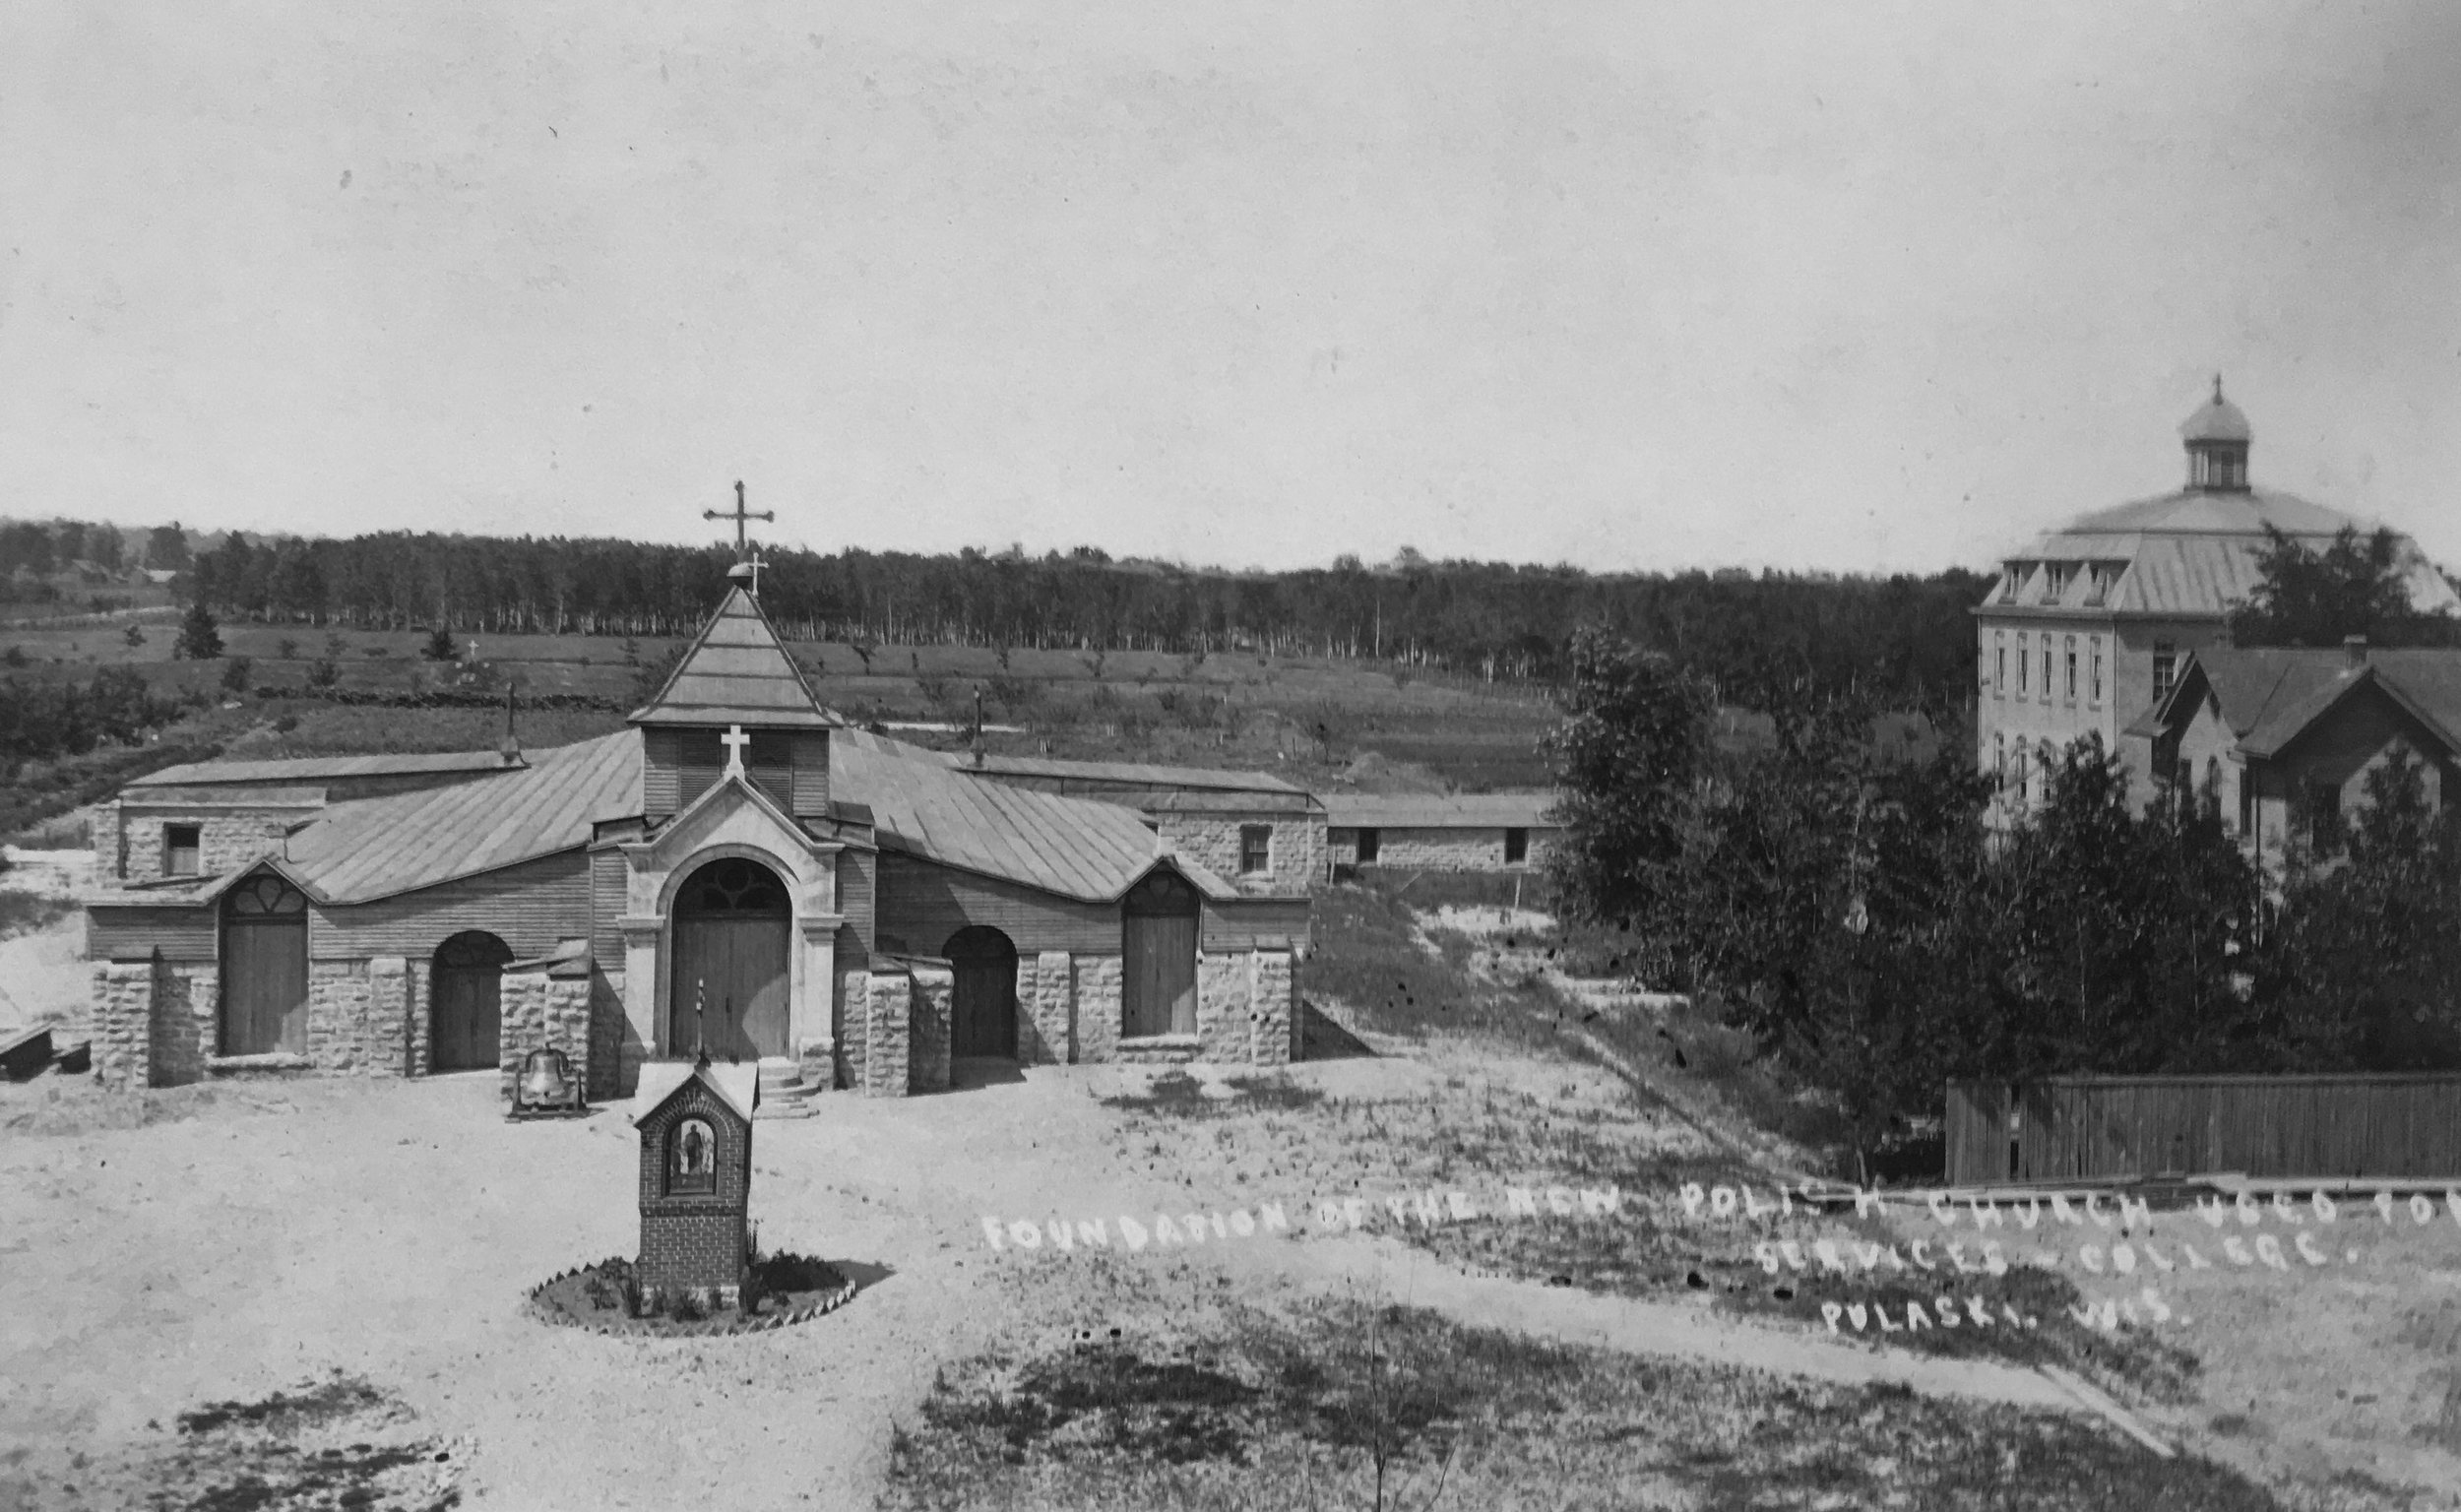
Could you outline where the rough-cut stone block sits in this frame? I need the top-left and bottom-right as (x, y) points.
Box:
(1022, 950), (1073, 1065)
(93, 962), (153, 1092)
(839, 971), (870, 1090)
(863, 972), (910, 1098)
(1196, 953), (1249, 1062)
(498, 972), (549, 1102)
(368, 957), (409, 1078)
(1074, 955), (1123, 1064)
(1249, 950), (1296, 1065)
(406, 963), (433, 1078)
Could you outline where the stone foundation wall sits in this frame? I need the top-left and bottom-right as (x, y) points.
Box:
(1248, 950), (1295, 1065)
(1196, 953), (1250, 1062)
(839, 970), (871, 1091)
(92, 962), (153, 1092)
(305, 960), (383, 1074)
(405, 962), (433, 1078)
(1333, 826), (1558, 872)
(498, 970), (594, 1102)
(113, 807), (303, 885)
(862, 972), (910, 1098)
(1160, 814), (1327, 896)
(1073, 955), (1123, 1063)
(154, 963), (216, 1086)
(1021, 950), (1073, 1064)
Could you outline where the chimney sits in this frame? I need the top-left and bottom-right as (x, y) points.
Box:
(2344, 634), (2368, 670)
(499, 684), (523, 766)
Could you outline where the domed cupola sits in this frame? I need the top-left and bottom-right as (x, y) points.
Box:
(2179, 375), (2252, 492)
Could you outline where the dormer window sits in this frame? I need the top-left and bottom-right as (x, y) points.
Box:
(1997, 567), (2026, 604)
(2082, 565), (2114, 606)
(2043, 564), (2072, 602)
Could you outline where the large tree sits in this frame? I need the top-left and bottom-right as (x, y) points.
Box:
(2228, 525), (2457, 648)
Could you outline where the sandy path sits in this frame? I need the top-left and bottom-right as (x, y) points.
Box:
(4, 1062), (2114, 1512)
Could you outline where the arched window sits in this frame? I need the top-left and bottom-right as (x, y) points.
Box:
(667, 1116), (717, 1195)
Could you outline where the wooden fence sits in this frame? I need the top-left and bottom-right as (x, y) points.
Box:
(1944, 1074), (2461, 1185)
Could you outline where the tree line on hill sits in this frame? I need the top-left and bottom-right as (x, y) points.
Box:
(134, 528), (1985, 700)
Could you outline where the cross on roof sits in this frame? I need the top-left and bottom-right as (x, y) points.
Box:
(705, 479), (775, 559)
(720, 724), (751, 778)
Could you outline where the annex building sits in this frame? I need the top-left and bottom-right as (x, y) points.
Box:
(82, 575), (1311, 1105)
(1976, 383), (2458, 817)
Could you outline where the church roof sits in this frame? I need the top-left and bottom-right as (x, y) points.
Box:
(128, 750), (515, 788)
(833, 726), (1240, 902)
(629, 587), (839, 729)
(279, 729), (642, 902)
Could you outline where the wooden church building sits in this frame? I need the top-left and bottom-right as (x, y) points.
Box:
(82, 573), (1310, 1103)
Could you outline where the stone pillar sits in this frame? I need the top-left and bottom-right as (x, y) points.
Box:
(1196, 953), (1249, 1062)
(795, 916), (840, 1090)
(1249, 949), (1296, 1066)
(152, 963), (210, 1088)
(369, 957), (409, 1078)
(1021, 950), (1073, 1065)
(544, 976), (592, 1093)
(909, 964), (952, 1094)
(839, 970), (871, 1090)
(617, 916), (662, 1088)
(862, 970), (910, 1098)
(406, 962), (433, 1078)
(93, 961), (154, 1092)
(498, 971), (548, 1102)
(1073, 955), (1122, 1064)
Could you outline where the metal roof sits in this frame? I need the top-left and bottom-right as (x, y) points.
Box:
(2157, 649), (2461, 760)
(956, 752), (1309, 796)
(630, 1061), (759, 1125)
(1322, 792), (1561, 829)
(116, 786), (329, 807)
(834, 726), (1238, 902)
(129, 751), (515, 788)
(279, 729), (643, 902)
(629, 587), (839, 729)
(2178, 389), (2253, 444)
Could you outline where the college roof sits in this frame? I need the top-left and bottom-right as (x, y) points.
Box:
(1321, 792), (1560, 829)
(2143, 648), (2461, 761)
(955, 752), (1309, 796)
(279, 729), (643, 902)
(835, 727), (1238, 902)
(1986, 488), (2458, 620)
(128, 751), (516, 788)
(628, 586), (840, 729)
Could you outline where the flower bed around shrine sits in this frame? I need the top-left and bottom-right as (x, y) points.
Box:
(528, 1252), (855, 1337)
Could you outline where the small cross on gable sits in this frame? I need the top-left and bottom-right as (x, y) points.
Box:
(719, 724), (751, 778)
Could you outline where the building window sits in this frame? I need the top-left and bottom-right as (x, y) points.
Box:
(2303, 781), (2343, 855)
(2044, 564), (2071, 601)
(2090, 642), (2104, 705)
(2015, 739), (2030, 804)
(2017, 635), (2029, 694)
(165, 823), (201, 876)
(2063, 639), (2077, 701)
(2041, 646), (2052, 702)
(1993, 732), (2006, 787)
(1238, 824), (1272, 875)
(1994, 634), (2006, 694)
(2237, 769), (2253, 838)
(2153, 653), (2177, 703)
(1355, 827), (1380, 864)
(1503, 828), (1529, 865)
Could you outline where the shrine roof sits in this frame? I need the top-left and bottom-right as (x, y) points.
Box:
(278, 729), (643, 903)
(832, 726), (1239, 902)
(629, 1061), (759, 1125)
(629, 587), (840, 729)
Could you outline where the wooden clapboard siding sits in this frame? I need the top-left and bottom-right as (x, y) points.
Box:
(876, 853), (1120, 957)
(591, 845), (628, 966)
(643, 727), (683, 819)
(837, 846), (876, 957)
(1947, 1073), (2461, 1184)
(312, 850), (590, 961)
(1200, 897), (1312, 952)
(88, 905), (219, 963)
(790, 731), (830, 818)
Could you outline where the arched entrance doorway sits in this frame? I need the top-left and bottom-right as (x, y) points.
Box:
(1122, 870), (1200, 1038)
(220, 872), (308, 1055)
(430, 931), (512, 1072)
(670, 856), (791, 1060)
(944, 926), (1019, 1059)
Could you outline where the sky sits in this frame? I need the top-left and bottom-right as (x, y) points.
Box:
(3, 2), (2456, 576)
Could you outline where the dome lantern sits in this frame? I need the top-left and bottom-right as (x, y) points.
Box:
(2179, 375), (2252, 491)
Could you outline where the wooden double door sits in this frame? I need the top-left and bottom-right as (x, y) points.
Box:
(220, 874), (308, 1055)
(946, 927), (1019, 1059)
(431, 931), (513, 1071)
(1123, 871), (1199, 1038)
(669, 857), (792, 1060)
